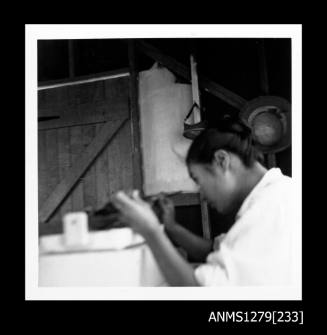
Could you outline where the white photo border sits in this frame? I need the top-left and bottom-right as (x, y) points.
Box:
(25, 24), (302, 300)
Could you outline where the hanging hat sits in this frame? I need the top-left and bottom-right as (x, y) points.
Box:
(240, 96), (291, 153)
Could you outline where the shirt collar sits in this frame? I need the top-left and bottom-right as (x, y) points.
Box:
(236, 168), (283, 218)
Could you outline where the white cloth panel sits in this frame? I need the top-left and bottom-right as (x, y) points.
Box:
(139, 65), (197, 194)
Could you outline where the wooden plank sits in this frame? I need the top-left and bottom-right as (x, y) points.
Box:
(107, 122), (122, 197)
(38, 130), (48, 206)
(190, 54), (201, 123)
(190, 52), (211, 239)
(92, 80), (106, 103)
(70, 126), (84, 211)
(82, 125), (97, 209)
(200, 196), (211, 239)
(103, 79), (129, 121)
(118, 121), (134, 191)
(106, 78), (132, 197)
(106, 120), (134, 198)
(170, 192), (200, 207)
(46, 130), (59, 224)
(45, 129), (59, 198)
(45, 129), (61, 223)
(38, 67), (130, 90)
(104, 76), (129, 104)
(57, 127), (72, 216)
(39, 117), (128, 223)
(38, 112), (113, 131)
(38, 100), (127, 131)
(136, 40), (247, 110)
(95, 123), (109, 208)
(128, 40), (144, 191)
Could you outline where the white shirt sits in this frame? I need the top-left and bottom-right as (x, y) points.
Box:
(194, 168), (296, 286)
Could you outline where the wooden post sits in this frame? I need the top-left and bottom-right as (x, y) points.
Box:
(128, 40), (144, 191)
(258, 39), (276, 169)
(190, 53), (211, 240)
(190, 54), (201, 124)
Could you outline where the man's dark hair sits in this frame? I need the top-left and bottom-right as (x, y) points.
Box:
(186, 114), (264, 168)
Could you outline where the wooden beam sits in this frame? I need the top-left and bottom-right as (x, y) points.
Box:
(258, 39), (276, 168)
(136, 40), (247, 110)
(190, 54), (201, 123)
(38, 116), (109, 131)
(200, 195), (211, 239)
(128, 40), (144, 191)
(190, 52), (211, 240)
(170, 192), (200, 207)
(39, 117), (128, 224)
(38, 106), (126, 131)
(38, 67), (130, 90)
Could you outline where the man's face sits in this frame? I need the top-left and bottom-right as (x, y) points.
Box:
(188, 162), (236, 214)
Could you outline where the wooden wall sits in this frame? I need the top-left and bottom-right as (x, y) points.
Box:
(38, 76), (134, 232)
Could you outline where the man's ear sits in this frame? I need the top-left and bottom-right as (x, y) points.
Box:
(213, 149), (230, 172)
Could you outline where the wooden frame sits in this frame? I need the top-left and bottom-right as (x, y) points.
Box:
(190, 52), (211, 239)
(128, 40), (144, 190)
(38, 68), (130, 90)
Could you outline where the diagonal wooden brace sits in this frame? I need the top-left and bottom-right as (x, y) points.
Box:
(39, 117), (129, 224)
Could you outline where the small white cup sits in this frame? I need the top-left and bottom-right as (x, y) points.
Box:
(63, 212), (89, 248)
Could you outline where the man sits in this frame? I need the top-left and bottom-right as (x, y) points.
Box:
(112, 117), (296, 286)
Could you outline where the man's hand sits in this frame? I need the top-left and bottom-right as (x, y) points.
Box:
(155, 193), (176, 228)
(111, 190), (161, 238)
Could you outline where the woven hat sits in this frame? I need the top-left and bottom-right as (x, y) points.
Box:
(240, 96), (291, 153)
